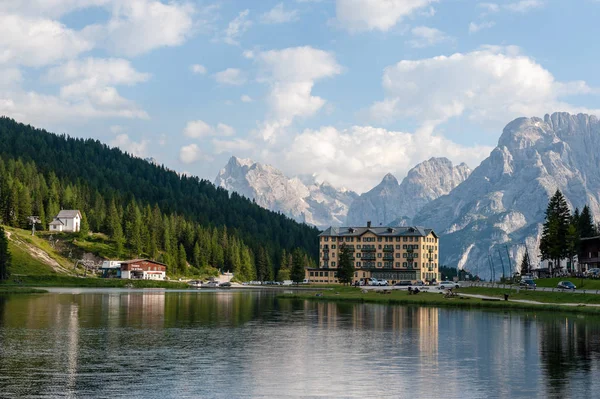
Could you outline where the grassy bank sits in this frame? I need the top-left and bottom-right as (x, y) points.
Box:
(1, 275), (189, 289)
(535, 277), (600, 290)
(459, 287), (600, 304)
(279, 286), (600, 315)
(0, 286), (48, 294)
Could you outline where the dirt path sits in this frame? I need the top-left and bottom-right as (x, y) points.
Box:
(8, 231), (72, 274)
(460, 293), (600, 308)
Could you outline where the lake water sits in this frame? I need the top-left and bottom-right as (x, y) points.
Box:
(1, 289), (600, 399)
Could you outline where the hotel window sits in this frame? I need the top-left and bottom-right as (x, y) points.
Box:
(396, 262), (400, 267)
(325, 272), (329, 276)
(396, 253), (400, 258)
(332, 244), (336, 249)
(377, 262), (382, 267)
(319, 272), (324, 276)
(378, 244), (382, 249)
(409, 237), (413, 242)
(403, 237), (407, 242)
(356, 262), (361, 267)
(403, 262), (407, 267)
(357, 253), (361, 258)
(310, 272), (314, 276)
(332, 253), (335, 257)
(396, 245), (401, 249)
(331, 262), (336, 267)
(377, 253), (382, 258)
(396, 237), (401, 242)
(377, 237), (382, 242)
(357, 245), (361, 249)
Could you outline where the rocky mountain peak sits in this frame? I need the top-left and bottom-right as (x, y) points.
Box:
(381, 173), (399, 185)
(215, 157), (358, 229)
(415, 112), (600, 279)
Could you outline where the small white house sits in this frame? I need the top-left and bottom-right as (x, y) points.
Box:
(49, 210), (82, 232)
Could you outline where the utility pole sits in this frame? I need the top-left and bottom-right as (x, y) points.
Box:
(505, 245), (512, 279)
(488, 253), (496, 282)
(498, 248), (506, 282)
(28, 216), (41, 236)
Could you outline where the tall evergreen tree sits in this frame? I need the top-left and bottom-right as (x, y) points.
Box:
(336, 244), (355, 285)
(520, 251), (531, 275)
(578, 205), (596, 238)
(290, 248), (305, 284)
(540, 190), (571, 275)
(256, 247), (269, 281)
(178, 243), (187, 275)
(0, 226), (10, 281)
(565, 222), (579, 272)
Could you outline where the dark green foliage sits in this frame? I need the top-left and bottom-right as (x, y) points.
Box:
(290, 248), (305, 284)
(520, 251), (531, 275)
(0, 226), (10, 280)
(0, 117), (318, 260)
(336, 244), (354, 285)
(540, 190), (571, 274)
(578, 205), (596, 238)
(0, 117), (320, 276)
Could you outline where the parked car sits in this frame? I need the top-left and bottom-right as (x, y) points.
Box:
(557, 281), (576, 290)
(519, 279), (536, 289)
(370, 278), (388, 286)
(219, 282), (232, 288)
(394, 280), (413, 287)
(438, 281), (460, 290)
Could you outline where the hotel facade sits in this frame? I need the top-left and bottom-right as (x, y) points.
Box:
(305, 222), (440, 284)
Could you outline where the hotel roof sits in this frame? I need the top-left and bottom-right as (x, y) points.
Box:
(319, 226), (437, 238)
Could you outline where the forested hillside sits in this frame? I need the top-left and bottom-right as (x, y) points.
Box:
(0, 117), (318, 279)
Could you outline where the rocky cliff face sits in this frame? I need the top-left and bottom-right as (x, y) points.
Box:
(346, 157), (471, 226)
(214, 156), (358, 229)
(414, 112), (600, 278)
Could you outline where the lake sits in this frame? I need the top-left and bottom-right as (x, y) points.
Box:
(1, 289), (599, 398)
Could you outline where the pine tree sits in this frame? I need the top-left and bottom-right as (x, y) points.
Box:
(578, 205), (596, 238)
(79, 211), (90, 237)
(276, 250), (291, 281)
(336, 244), (354, 285)
(540, 190), (571, 275)
(0, 226), (11, 281)
(290, 248), (305, 284)
(178, 243), (187, 275)
(565, 222), (579, 272)
(520, 251), (531, 275)
(256, 247), (269, 282)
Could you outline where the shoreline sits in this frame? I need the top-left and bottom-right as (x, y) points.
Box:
(278, 287), (600, 315)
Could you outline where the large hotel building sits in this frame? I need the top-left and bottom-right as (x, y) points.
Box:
(305, 222), (440, 284)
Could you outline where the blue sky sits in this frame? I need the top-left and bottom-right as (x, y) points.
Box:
(1, 0), (600, 193)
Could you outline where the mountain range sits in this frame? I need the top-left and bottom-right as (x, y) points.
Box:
(215, 156), (358, 229)
(216, 112), (600, 278)
(415, 112), (600, 277)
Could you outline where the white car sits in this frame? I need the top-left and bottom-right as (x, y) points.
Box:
(370, 278), (388, 286)
(438, 281), (460, 290)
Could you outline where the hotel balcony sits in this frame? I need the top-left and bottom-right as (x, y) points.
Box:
(362, 247), (376, 252)
(383, 247), (394, 252)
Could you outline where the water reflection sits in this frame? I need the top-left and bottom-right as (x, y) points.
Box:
(1, 291), (600, 398)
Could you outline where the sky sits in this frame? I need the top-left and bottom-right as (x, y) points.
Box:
(1, 0), (600, 193)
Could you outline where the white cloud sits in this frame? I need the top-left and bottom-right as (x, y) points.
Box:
(110, 133), (148, 157)
(214, 68), (246, 85)
(0, 14), (93, 67)
(110, 125), (125, 133)
(276, 125), (492, 193)
(469, 21), (495, 33)
(179, 143), (202, 164)
(335, 0), (436, 32)
(184, 120), (236, 138)
(370, 46), (595, 128)
(505, 0), (544, 13)
(191, 64), (207, 74)
(478, 2), (500, 14)
(223, 9), (252, 45)
(0, 0), (111, 19)
(212, 138), (254, 154)
(256, 46), (341, 127)
(408, 26), (451, 48)
(83, 0), (195, 56)
(261, 3), (299, 24)
(43, 57), (149, 119)
(216, 123), (236, 136)
(184, 120), (213, 138)
(241, 95), (253, 103)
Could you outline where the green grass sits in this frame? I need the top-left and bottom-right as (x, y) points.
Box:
(8, 241), (57, 276)
(8, 227), (73, 270)
(534, 277), (600, 290)
(1, 274), (190, 289)
(0, 286), (47, 294)
(279, 286), (600, 315)
(459, 287), (600, 304)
